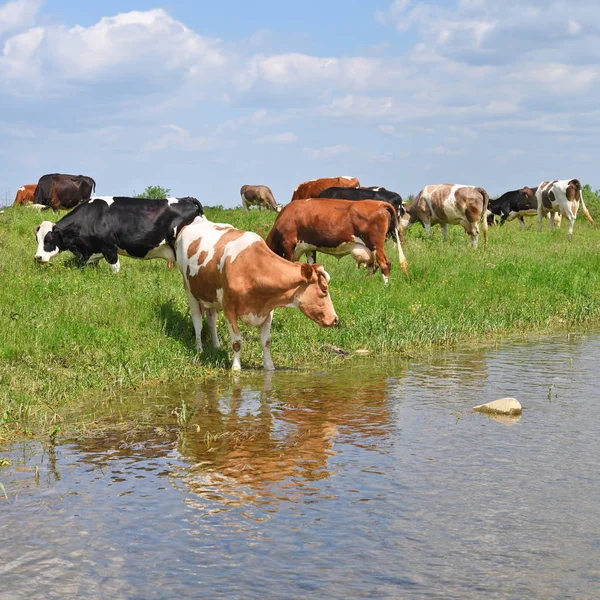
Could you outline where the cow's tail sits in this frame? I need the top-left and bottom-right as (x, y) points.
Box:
(476, 187), (489, 248)
(579, 188), (595, 225)
(383, 203), (409, 279)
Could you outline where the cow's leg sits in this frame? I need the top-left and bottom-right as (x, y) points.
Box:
(260, 311), (275, 371)
(306, 251), (317, 265)
(440, 223), (449, 241)
(548, 211), (555, 232)
(241, 195), (250, 214)
(185, 289), (204, 352)
(226, 317), (243, 371)
(424, 221), (432, 239)
(206, 309), (220, 348)
(466, 222), (479, 249)
(371, 245), (391, 286)
(537, 205), (544, 232)
(519, 217), (526, 230)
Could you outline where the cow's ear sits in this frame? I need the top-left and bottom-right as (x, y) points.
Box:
(34, 225), (40, 236)
(300, 262), (313, 280)
(316, 267), (329, 293)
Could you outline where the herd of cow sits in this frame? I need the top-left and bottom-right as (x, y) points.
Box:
(14, 172), (594, 371)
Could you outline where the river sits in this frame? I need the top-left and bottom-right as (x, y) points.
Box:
(1, 331), (599, 599)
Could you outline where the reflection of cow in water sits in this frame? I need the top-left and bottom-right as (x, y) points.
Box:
(68, 370), (395, 510)
(34, 173), (97, 211)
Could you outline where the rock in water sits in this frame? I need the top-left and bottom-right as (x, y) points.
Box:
(473, 398), (522, 416)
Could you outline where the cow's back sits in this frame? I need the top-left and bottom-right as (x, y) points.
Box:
(292, 176), (360, 201)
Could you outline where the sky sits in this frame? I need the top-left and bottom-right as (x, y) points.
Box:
(1, 0), (599, 206)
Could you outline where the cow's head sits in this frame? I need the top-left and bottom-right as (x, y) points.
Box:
(296, 263), (338, 327)
(34, 221), (61, 263)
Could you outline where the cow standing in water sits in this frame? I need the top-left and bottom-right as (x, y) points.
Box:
(401, 184), (489, 248)
(291, 176), (360, 201)
(240, 185), (279, 213)
(176, 216), (338, 371)
(536, 179), (594, 235)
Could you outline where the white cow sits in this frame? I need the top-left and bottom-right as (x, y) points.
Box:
(400, 184), (489, 248)
(536, 179), (594, 235)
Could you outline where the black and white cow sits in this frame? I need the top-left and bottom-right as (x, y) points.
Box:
(34, 196), (204, 272)
(486, 187), (538, 228)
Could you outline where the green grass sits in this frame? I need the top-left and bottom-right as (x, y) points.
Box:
(2, 204), (600, 438)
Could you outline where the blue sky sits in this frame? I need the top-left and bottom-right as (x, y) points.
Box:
(1, 0), (598, 206)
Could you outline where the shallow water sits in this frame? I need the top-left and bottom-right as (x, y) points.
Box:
(2, 332), (600, 599)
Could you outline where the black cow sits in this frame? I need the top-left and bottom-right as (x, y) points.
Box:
(487, 187), (537, 228)
(34, 173), (97, 211)
(317, 186), (404, 217)
(487, 187), (538, 228)
(34, 196), (204, 272)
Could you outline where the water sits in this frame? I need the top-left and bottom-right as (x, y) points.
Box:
(1, 332), (600, 599)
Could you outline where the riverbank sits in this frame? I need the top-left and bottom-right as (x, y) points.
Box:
(2, 205), (600, 439)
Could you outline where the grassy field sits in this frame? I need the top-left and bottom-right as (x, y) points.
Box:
(2, 203), (600, 438)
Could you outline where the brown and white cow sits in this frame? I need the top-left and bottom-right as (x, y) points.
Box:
(291, 176), (360, 201)
(176, 216), (338, 371)
(240, 185), (280, 213)
(536, 179), (594, 235)
(401, 184), (489, 248)
(13, 184), (37, 206)
(266, 199), (408, 284)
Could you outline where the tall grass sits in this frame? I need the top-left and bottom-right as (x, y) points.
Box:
(1, 204), (600, 437)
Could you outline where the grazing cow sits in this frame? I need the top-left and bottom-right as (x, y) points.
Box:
(13, 184), (37, 206)
(291, 176), (360, 201)
(266, 199), (408, 284)
(240, 185), (279, 213)
(34, 196), (203, 272)
(317, 186), (404, 217)
(487, 187), (564, 229)
(536, 179), (594, 235)
(34, 173), (96, 211)
(176, 216), (338, 371)
(487, 187), (538, 228)
(401, 184), (489, 248)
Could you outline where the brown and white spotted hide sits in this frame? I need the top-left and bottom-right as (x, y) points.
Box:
(536, 179), (594, 235)
(265, 198), (409, 284)
(176, 216), (338, 371)
(401, 184), (489, 248)
(291, 176), (360, 201)
(240, 185), (279, 213)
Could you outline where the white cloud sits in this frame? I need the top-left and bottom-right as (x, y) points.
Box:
(1, 9), (226, 92)
(378, 124), (395, 135)
(142, 125), (212, 152)
(0, 0), (42, 36)
(255, 132), (297, 144)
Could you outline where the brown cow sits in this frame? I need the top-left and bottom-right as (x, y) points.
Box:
(401, 184), (489, 248)
(176, 216), (338, 371)
(266, 199), (408, 284)
(13, 184), (37, 206)
(291, 176), (360, 201)
(240, 185), (279, 213)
